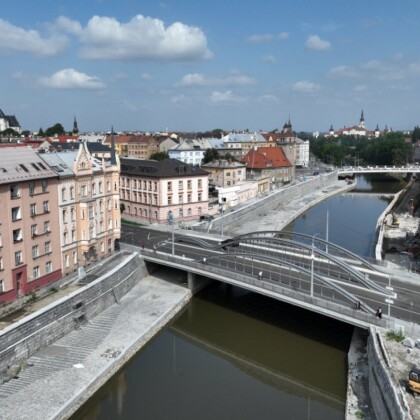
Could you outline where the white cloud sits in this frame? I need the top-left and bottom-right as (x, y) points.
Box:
(292, 81), (320, 93)
(210, 90), (245, 103)
(305, 35), (331, 51)
(141, 73), (153, 81)
(362, 60), (381, 70)
(55, 16), (82, 35)
(262, 55), (276, 64)
(0, 18), (68, 56)
(176, 71), (255, 87)
(328, 65), (358, 78)
(77, 15), (212, 61)
(256, 94), (278, 103)
(247, 32), (289, 44)
(39, 68), (105, 89)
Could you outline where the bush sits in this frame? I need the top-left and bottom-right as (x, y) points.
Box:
(386, 330), (405, 342)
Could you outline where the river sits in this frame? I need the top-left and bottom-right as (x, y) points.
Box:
(71, 174), (402, 420)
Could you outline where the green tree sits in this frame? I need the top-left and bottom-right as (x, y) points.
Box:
(149, 151), (169, 161)
(38, 127), (45, 136)
(1, 128), (20, 136)
(412, 126), (420, 143)
(202, 148), (220, 164)
(45, 123), (66, 137)
(120, 203), (125, 213)
(21, 130), (31, 137)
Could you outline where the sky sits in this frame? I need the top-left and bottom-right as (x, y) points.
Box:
(1, 0), (420, 133)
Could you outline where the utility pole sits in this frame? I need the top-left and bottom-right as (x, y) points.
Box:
(168, 210), (174, 255)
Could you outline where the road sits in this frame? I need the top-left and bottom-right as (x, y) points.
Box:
(120, 223), (420, 324)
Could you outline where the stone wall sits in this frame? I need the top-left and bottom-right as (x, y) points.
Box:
(368, 327), (412, 420)
(0, 252), (147, 374)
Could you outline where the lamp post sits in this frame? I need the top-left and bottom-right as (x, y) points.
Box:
(168, 210), (174, 255)
(310, 233), (320, 298)
(220, 197), (226, 237)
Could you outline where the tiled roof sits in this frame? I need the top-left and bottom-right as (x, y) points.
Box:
(120, 158), (209, 178)
(240, 147), (292, 169)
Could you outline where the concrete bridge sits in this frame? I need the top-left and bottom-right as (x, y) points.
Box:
(338, 164), (420, 175)
(121, 228), (420, 336)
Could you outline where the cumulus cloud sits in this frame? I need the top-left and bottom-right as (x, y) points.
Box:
(176, 71), (255, 87)
(0, 18), (68, 56)
(75, 15), (212, 61)
(55, 16), (83, 35)
(247, 32), (289, 43)
(39, 68), (105, 89)
(210, 90), (245, 103)
(262, 55), (276, 64)
(141, 73), (153, 80)
(328, 65), (358, 78)
(256, 94), (278, 103)
(305, 35), (331, 51)
(292, 81), (320, 93)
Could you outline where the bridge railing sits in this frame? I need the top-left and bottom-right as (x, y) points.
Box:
(132, 245), (387, 327)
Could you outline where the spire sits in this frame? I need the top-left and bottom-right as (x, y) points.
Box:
(329, 124), (334, 132)
(72, 116), (79, 135)
(110, 126), (117, 165)
(359, 110), (365, 128)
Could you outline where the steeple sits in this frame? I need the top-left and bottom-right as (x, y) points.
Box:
(359, 110), (365, 128)
(72, 116), (79, 135)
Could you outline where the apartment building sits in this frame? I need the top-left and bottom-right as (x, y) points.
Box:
(41, 142), (121, 275)
(0, 148), (61, 303)
(120, 158), (209, 224)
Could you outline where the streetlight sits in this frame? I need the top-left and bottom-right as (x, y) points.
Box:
(220, 197), (226, 236)
(168, 210), (174, 255)
(310, 233), (320, 297)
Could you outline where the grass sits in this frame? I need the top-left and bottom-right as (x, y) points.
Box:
(386, 330), (405, 343)
(355, 410), (364, 419)
(121, 219), (145, 227)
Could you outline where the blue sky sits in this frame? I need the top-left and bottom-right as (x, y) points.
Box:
(1, 0), (420, 133)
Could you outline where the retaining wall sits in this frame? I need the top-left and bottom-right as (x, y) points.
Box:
(0, 252), (147, 373)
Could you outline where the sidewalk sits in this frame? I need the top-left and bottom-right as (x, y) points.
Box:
(0, 275), (191, 420)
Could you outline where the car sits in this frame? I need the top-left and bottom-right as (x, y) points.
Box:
(199, 215), (214, 222)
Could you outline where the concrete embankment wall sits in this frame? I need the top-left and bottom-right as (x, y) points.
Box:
(367, 327), (412, 420)
(209, 172), (338, 233)
(0, 252), (147, 374)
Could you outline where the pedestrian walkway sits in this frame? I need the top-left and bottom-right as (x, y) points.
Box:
(0, 275), (191, 420)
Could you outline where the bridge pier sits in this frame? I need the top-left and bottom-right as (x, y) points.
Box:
(187, 272), (213, 295)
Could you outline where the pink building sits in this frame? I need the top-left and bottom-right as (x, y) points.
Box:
(120, 158), (209, 224)
(0, 148), (61, 303)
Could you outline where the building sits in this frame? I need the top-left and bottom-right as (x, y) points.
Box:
(327, 111), (381, 138)
(0, 147), (61, 303)
(200, 160), (247, 188)
(0, 108), (21, 134)
(240, 146), (293, 186)
(40, 142), (121, 275)
(221, 132), (271, 159)
(120, 158), (209, 224)
(48, 141), (113, 160)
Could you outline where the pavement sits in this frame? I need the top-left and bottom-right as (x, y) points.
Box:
(0, 272), (191, 420)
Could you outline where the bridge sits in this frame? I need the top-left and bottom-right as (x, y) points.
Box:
(120, 226), (420, 335)
(338, 164), (420, 175)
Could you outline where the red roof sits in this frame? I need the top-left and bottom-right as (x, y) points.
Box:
(240, 147), (292, 169)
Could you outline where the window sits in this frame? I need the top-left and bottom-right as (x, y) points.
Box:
(65, 254), (69, 268)
(0, 257), (3, 271)
(71, 229), (76, 242)
(114, 181), (118, 191)
(62, 188), (66, 201)
(81, 185), (87, 197)
(41, 180), (48, 193)
(62, 209), (67, 223)
(13, 228), (23, 242)
(101, 241), (105, 253)
(107, 199), (111, 211)
(44, 221), (50, 233)
(188, 208), (192, 216)
(89, 226), (94, 240)
(198, 207), (202, 215)
(187, 180), (192, 189)
(43, 201), (49, 213)
(168, 181), (172, 191)
(30, 203), (36, 216)
(12, 207), (21, 221)
(114, 200), (118, 209)
(71, 207), (75, 221)
(46, 261), (52, 273)
(33, 266), (40, 279)
(63, 231), (68, 245)
(198, 179), (202, 188)
(19, 164), (29, 172)
(107, 181), (111, 192)
(32, 245), (39, 258)
(168, 196), (172, 205)
(73, 251), (77, 264)
(70, 187), (74, 199)
(198, 192), (202, 201)
(81, 209), (85, 220)
(91, 182), (96, 195)
(15, 251), (22, 266)
(88, 206), (94, 219)
(0, 279), (3, 293)
(45, 241), (51, 253)
(187, 194), (191, 203)
(10, 184), (20, 198)
(29, 181), (35, 195)
(99, 181), (103, 193)
(108, 219), (112, 229)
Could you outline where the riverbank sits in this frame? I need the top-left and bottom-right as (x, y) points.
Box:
(0, 274), (191, 420)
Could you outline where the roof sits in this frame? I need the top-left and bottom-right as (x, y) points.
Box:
(222, 132), (267, 143)
(0, 147), (57, 185)
(38, 152), (75, 177)
(48, 141), (112, 153)
(120, 158), (209, 178)
(240, 147), (292, 169)
(201, 160), (246, 169)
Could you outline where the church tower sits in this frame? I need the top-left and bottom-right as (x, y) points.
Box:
(359, 110), (365, 129)
(72, 116), (79, 135)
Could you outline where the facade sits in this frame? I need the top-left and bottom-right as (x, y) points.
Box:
(327, 111), (381, 138)
(127, 135), (159, 159)
(120, 158), (209, 224)
(0, 108), (21, 133)
(201, 160), (247, 188)
(0, 148), (61, 303)
(41, 143), (121, 276)
(240, 146), (293, 185)
(221, 132), (271, 159)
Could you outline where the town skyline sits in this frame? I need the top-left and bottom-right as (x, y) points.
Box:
(1, 0), (420, 132)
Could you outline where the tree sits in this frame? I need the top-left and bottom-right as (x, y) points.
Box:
(21, 130), (31, 137)
(149, 151), (169, 161)
(45, 123), (65, 137)
(38, 128), (45, 136)
(202, 148), (220, 164)
(120, 203), (126, 213)
(412, 126), (420, 143)
(1, 128), (20, 136)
